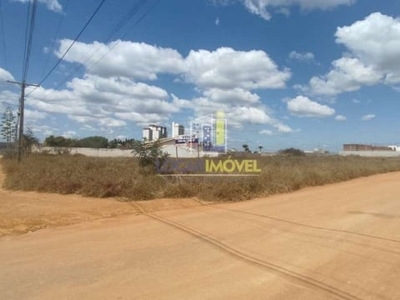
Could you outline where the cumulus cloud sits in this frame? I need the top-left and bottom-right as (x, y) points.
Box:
(335, 115), (346, 121)
(307, 13), (400, 95)
(27, 75), (178, 128)
(177, 93), (293, 133)
(336, 12), (400, 84)
(12, 0), (62, 12)
(274, 122), (294, 133)
(25, 109), (48, 122)
(214, 0), (355, 20)
(289, 51), (315, 62)
(230, 106), (274, 125)
(308, 57), (381, 95)
(259, 129), (273, 135)
(361, 114), (375, 121)
(56, 40), (186, 80)
(39, 40), (292, 131)
(287, 95), (335, 117)
(56, 41), (290, 91)
(203, 88), (260, 104)
(0, 68), (14, 82)
(185, 47), (291, 90)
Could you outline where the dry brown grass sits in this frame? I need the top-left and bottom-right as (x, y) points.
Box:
(2, 154), (400, 201)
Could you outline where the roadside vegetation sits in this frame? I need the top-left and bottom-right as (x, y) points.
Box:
(2, 153), (400, 201)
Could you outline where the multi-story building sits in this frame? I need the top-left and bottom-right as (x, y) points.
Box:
(142, 125), (167, 141)
(172, 122), (185, 138)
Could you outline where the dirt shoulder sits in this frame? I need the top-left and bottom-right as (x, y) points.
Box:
(0, 163), (204, 237)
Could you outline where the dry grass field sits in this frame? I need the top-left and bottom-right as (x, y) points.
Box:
(2, 154), (400, 201)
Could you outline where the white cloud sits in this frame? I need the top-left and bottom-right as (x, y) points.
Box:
(0, 89), (19, 113)
(25, 109), (48, 121)
(57, 41), (290, 91)
(215, 17), (220, 25)
(69, 115), (127, 128)
(203, 88), (260, 104)
(27, 75), (180, 129)
(56, 40), (186, 80)
(307, 13), (400, 96)
(273, 122), (293, 133)
(259, 124), (294, 135)
(114, 112), (168, 125)
(30, 125), (57, 137)
(308, 57), (382, 96)
(216, 0), (355, 20)
(181, 93), (293, 132)
(287, 95), (335, 117)
(185, 47), (291, 90)
(230, 106), (273, 125)
(335, 115), (346, 121)
(336, 12), (400, 85)
(12, 0), (62, 12)
(361, 114), (375, 121)
(289, 51), (315, 62)
(0, 68), (14, 82)
(260, 129), (273, 135)
(43, 40), (292, 132)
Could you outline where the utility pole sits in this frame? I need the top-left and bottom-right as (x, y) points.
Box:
(7, 80), (39, 162)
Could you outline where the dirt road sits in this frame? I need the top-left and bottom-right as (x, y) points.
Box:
(1, 171), (400, 299)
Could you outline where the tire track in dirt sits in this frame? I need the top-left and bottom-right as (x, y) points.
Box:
(130, 202), (362, 300)
(191, 205), (400, 260)
(213, 206), (400, 244)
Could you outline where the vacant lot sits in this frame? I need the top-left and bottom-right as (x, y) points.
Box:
(2, 154), (400, 201)
(0, 161), (399, 299)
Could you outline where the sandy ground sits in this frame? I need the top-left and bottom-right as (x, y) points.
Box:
(1, 166), (400, 300)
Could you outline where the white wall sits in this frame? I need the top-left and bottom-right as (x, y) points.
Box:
(339, 151), (400, 157)
(33, 145), (219, 158)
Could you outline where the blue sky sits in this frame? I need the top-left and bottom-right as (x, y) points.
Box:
(1, 0), (400, 152)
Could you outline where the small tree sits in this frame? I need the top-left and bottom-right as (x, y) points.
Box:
(131, 139), (169, 174)
(23, 127), (39, 154)
(242, 144), (250, 152)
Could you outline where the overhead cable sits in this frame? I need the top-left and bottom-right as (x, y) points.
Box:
(54, 0), (159, 92)
(40, 0), (70, 78)
(22, 0), (38, 83)
(0, 0), (8, 69)
(36, 0), (107, 87)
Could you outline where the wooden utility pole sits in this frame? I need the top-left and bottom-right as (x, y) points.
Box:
(6, 80), (39, 162)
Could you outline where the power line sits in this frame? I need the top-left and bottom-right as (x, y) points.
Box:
(103, 0), (147, 43)
(51, 0), (159, 92)
(22, 0), (38, 82)
(0, 0), (8, 69)
(21, 0), (32, 79)
(86, 0), (159, 74)
(36, 0), (107, 87)
(7, 0), (39, 162)
(40, 0), (70, 78)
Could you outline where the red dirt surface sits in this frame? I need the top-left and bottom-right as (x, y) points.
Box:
(1, 165), (400, 299)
